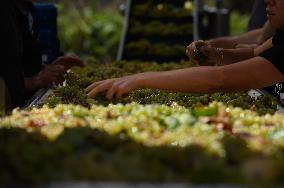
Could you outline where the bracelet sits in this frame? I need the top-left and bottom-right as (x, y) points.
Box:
(216, 48), (224, 66)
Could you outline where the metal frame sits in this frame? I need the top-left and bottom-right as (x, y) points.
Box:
(22, 88), (53, 109)
(117, 0), (132, 61)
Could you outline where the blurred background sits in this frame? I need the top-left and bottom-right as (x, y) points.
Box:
(35, 0), (255, 62)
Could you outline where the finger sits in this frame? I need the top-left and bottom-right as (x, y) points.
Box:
(200, 46), (211, 57)
(186, 48), (190, 57)
(195, 40), (206, 46)
(87, 81), (113, 97)
(115, 82), (132, 100)
(106, 83), (120, 100)
(188, 46), (196, 59)
(86, 80), (109, 93)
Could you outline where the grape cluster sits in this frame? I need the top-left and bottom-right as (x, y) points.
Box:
(1, 102), (284, 184)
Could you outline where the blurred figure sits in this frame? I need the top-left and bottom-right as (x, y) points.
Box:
(204, 0), (274, 49)
(0, 0), (84, 109)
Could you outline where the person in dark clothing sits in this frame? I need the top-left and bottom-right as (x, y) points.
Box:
(0, 0), (84, 109)
(248, 0), (267, 31)
(199, 0), (273, 50)
(86, 0), (284, 106)
(1, 0), (25, 108)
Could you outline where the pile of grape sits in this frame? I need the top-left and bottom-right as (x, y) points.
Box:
(47, 60), (277, 115)
(1, 102), (284, 184)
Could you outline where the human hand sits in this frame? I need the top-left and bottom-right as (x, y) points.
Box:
(36, 64), (66, 87)
(52, 55), (85, 71)
(85, 75), (142, 100)
(186, 40), (219, 65)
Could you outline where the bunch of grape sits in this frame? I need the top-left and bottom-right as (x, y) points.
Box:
(1, 102), (284, 184)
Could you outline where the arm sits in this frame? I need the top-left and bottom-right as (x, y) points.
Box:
(186, 41), (255, 66)
(260, 21), (275, 44)
(254, 38), (273, 56)
(24, 56), (84, 92)
(140, 57), (284, 93)
(187, 37), (273, 66)
(86, 57), (284, 99)
(211, 48), (255, 65)
(208, 28), (263, 49)
(24, 64), (66, 92)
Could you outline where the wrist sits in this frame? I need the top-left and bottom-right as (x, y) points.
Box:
(216, 48), (224, 66)
(136, 72), (153, 89)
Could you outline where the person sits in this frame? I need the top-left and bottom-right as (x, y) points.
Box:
(1, 0), (84, 109)
(206, 0), (273, 49)
(86, 0), (284, 105)
(207, 21), (275, 49)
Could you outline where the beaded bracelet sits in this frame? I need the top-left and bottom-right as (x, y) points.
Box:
(216, 48), (224, 66)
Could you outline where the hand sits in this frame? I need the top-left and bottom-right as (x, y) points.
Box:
(36, 64), (66, 87)
(52, 55), (85, 71)
(85, 75), (142, 100)
(186, 40), (219, 65)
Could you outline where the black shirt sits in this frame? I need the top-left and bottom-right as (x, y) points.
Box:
(260, 30), (284, 104)
(0, 0), (43, 108)
(16, 2), (43, 78)
(0, 0), (25, 108)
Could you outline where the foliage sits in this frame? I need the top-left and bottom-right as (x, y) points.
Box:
(229, 11), (250, 36)
(57, 3), (123, 62)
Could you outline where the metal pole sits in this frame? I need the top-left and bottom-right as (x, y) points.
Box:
(117, 0), (132, 61)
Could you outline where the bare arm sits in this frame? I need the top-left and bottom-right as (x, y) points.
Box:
(254, 38), (273, 56)
(86, 57), (284, 99)
(139, 57), (284, 93)
(214, 48), (255, 65)
(186, 41), (254, 66)
(208, 28), (263, 49)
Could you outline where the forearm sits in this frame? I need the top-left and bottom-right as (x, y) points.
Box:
(139, 67), (223, 93)
(221, 48), (254, 65)
(208, 36), (238, 49)
(208, 29), (262, 49)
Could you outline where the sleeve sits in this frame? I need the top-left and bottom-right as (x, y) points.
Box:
(260, 46), (284, 74)
(0, 0), (25, 108)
